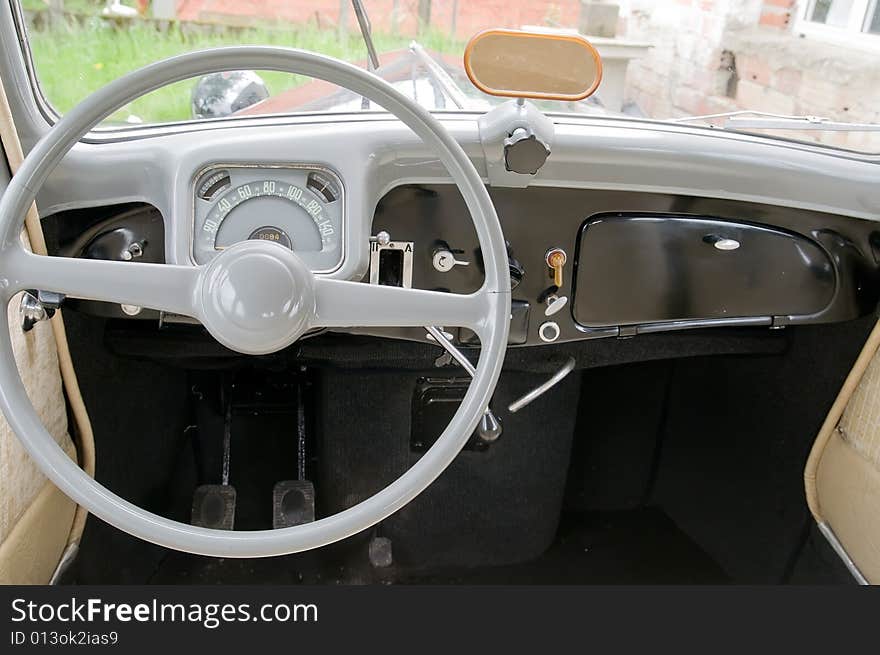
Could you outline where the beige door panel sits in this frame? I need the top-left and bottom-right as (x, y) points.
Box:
(0, 72), (96, 585)
(0, 480), (75, 584)
(0, 290), (77, 583)
(806, 320), (880, 584)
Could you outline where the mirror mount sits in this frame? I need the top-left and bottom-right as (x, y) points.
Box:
(466, 28), (603, 186)
(478, 99), (555, 188)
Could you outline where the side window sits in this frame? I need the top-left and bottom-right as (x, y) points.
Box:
(802, 0), (880, 36)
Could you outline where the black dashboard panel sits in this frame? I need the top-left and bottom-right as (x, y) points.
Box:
(574, 215), (836, 328)
(49, 186), (880, 347)
(372, 185), (880, 346)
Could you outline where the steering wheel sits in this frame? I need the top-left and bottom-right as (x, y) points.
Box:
(0, 47), (510, 557)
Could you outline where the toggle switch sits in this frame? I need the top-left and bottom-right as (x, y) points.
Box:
(545, 248), (567, 288)
(544, 294), (568, 317)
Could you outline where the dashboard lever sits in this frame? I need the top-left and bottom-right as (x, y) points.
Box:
(545, 248), (567, 289)
(508, 357), (576, 413)
(425, 325), (502, 442)
(544, 294), (568, 317)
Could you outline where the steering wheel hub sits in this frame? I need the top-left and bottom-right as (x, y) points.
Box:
(198, 240), (315, 355)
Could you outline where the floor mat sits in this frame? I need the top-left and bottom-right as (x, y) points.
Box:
(404, 509), (729, 584)
(147, 508), (729, 585)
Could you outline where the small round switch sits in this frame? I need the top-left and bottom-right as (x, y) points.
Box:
(539, 321), (561, 343)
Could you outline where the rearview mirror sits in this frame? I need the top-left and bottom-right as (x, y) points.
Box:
(463, 29), (603, 102)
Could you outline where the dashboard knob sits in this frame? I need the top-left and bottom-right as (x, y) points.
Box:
(504, 127), (550, 175)
(477, 411), (503, 444)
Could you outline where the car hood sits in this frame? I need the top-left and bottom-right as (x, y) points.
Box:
(237, 43), (610, 116)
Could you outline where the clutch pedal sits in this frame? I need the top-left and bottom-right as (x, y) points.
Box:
(191, 400), (237, 530)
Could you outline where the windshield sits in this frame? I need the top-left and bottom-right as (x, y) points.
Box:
(17, 0), (880, 152)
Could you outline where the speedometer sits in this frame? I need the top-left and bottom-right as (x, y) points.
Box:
(191, 165), (344, 271)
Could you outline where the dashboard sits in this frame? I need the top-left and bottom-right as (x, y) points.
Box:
(370, 184), (879, 346)
(35, 114), (880, 349)
(58, 175), (880, 349)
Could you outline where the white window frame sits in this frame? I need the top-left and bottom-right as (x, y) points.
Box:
(794, 0), (880, 50)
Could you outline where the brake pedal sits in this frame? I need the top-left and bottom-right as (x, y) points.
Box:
(273, 480), (315, 528)
(191, 484), (236, 530)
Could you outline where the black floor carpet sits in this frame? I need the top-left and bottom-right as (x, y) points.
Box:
(146, 509), (728, 585)
(402, 509), (729, 584)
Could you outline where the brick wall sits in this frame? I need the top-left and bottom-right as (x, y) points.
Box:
(177, 0), (584, 39)
(622, 0), (880, 151)
(759, 0), (796, 28)
(172, 1), (879, 151)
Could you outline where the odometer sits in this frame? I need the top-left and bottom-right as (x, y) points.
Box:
(248, 226), (292, 248)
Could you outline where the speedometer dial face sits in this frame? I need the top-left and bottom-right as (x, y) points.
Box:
(192, 165), (344, 270)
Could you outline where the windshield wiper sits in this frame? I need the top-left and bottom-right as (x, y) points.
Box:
(349, 0), (379, 110)
(671, 110), (880, 132)
(409, 42), (468, 110)
(351, 0), (380, 70)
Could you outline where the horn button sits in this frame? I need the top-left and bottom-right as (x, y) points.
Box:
(198, 241), (315, 355)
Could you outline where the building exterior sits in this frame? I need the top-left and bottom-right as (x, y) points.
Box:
(104, 1), (880, 150)
(621, 0), (880, 151)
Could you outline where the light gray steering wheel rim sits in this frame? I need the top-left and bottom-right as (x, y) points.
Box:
(0, 46), (510, 557)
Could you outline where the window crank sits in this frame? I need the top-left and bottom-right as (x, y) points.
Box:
(425, 326), (502, 443)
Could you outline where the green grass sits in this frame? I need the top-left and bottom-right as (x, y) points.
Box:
(26, 17), (463, 124)
(21, 0), (101, 12)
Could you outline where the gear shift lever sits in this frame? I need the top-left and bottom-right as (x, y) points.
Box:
(425, 326), (502, 443)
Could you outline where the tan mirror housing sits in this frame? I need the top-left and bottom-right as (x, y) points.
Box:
(463, 28), (603, 102)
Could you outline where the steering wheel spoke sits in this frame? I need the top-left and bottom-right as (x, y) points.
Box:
(4, 247), (202, 319)
(313, 278), (489, 334)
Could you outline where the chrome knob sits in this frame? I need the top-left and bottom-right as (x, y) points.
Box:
(477, 411), (503, 443)
(432, 248), (469, 273)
